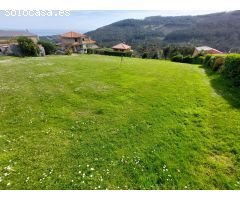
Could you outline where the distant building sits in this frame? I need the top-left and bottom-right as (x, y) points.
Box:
(112, 43), (132, 52)
(0, 30), (39, 56)
(0, 30), (38, 44)
(193, 46), (223, 57)
(60, 31), (99, 53)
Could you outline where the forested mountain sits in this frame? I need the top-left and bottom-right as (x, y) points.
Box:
(86, 11), (240, 52)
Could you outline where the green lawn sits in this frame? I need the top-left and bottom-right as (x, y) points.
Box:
(0, 55), (240, 189)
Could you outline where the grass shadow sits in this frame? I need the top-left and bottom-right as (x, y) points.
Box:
(199, 66), (240, 109)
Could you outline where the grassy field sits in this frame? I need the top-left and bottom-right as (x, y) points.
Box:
(0, 54), (240, 189)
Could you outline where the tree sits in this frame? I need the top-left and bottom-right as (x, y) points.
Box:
(162, 45), (194, 59)
(163, 46), (170, 59)
(17, 36), (40, 56)
(38, 40), (57, 55)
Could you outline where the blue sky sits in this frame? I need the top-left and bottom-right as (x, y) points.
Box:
(0, 10), (220, 35)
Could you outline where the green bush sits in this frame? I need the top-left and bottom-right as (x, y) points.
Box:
(212, 56), (225, 71)
(202, 54), (240, 86)
(223, 54), (240, 85)
(171, 54), (204, 64)
(104, 50), (132, 57)
(65, 48), (73, 55)
(93, 49), (105, 55)
(182, 55), (193, 63)
(203, 55), (212, 67)
(17, 36), (40, 57)
(38, 40), (57, 55)
(207, 56), (216, 69)
(170, 54), (183, 62)
(87, 49), (97, 54)
(142, 52), (148, 59)
(90, 48), (132, 57)
(192, 56), (205, 65)
(203, 54), (226, 71)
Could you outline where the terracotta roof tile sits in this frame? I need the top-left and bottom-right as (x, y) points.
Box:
(83, 39), (96, 44)
(61, 31), (85, 38)
(112, 43), (131, 50)
(196, 46), (223, 54)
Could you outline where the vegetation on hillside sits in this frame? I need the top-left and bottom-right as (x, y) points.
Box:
(40, 11), (240, 57)
(86, 11), (240, 53)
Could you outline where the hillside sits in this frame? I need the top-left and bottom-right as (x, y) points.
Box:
(86, 11), (240, 52)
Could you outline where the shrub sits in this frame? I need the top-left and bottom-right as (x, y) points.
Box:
(65, 48), (73, 55)
(87, 49), (96, 54)
(212, 56), (225, 71)
(104, 50), (132, 57)
(151, 52), (160, 59)
(90, 48), (132, 57)
(203, 55), (212, 67)
(203, 54), (226, 71)
(142, 52), (148, 59)
(93, 49), (105, 55)
(203, 54), (240, 86)
(223, 54), (240, 85)
(38, 40), (56, 55)
(192, 56), (205, 65)
(171, 54), (183, 62)
(171, 54), (204, 64)
(17, 36), (40, 57)
(182, 55), (193, 63)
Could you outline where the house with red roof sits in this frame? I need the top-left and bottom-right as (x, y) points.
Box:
(112, 43), (132, 52)
(60, 31), (99, 53)
(193, 46), (223, 57)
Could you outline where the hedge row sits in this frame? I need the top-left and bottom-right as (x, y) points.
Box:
(171, 53), (240, 86)
(170, 55), (204, 64)
(88, 49), (132, 57)
(222, 54), (240, 85)
(203, 54), (227, 71)
(204, 54), (240, 86)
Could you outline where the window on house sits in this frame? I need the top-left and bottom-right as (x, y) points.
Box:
(75, 38), (77, 42)
(82, 38), (85, 41)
